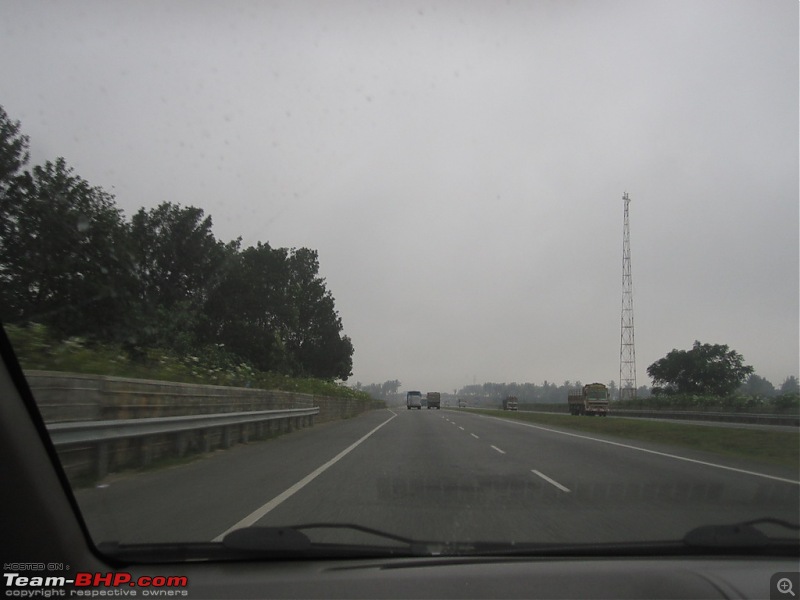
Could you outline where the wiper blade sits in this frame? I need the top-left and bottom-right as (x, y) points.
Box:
(741, 517), (800, 532)
(97, 518), (800, 564)
(683, 518), (800, 551)
(287, 523), (542, 556)
(225, 522), (800, 558)
(223, 526), (312, 553)
(98, 524), (428, 564)
(222, 523), (425, 556)
(290, 522), (422, 549)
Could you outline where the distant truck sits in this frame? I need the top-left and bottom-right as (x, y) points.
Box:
(502, 396), (518, 411)
(406, 390), (422, 410)
(568, 383), (609, 416)
(426, 392), (441, 409)
(458, 399), (467, 408)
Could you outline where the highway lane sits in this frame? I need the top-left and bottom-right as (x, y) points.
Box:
(251, 408), (799, 545)
(73, 407), (799, 548)
(74, 409), (396, 544)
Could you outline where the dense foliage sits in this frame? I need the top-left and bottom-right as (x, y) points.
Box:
(612, 392), (799, 414)
(647, 341), (754, 397)
(458, 380), (592, 404)
(0, 106), (353, 381)
(354, 379), (402, 400)
(5, 323), (367, 400)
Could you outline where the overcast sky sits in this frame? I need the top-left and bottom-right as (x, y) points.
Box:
(1, 0), (797, 393)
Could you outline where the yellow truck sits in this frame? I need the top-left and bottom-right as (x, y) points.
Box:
(568, 383), (609, 416)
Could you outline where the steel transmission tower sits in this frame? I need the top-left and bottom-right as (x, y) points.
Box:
(619, 192), (636, 401)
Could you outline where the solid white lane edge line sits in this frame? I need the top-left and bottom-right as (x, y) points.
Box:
(490, 445), (506, 454)
(211, 409), (398, 542)
(479, 414), (799, 485)
(532, 469), (571, 493)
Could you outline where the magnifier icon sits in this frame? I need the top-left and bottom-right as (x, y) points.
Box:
(777, 578), (796, 597)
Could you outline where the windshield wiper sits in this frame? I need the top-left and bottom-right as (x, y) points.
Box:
(223, 523), (428, 556)
(98, 523), (430, 564)
(471, 518), (800, 558)
(98, 518), (800, 564)
(683, 518), (800, 552)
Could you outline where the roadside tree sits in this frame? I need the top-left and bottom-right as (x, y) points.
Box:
(740, 374), (776, 397)
(0, 157), (134, 341)
(780, 376), (799, 395)
(647, 341), (754, 397)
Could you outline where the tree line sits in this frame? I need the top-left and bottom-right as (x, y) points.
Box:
(457, 380), (610, 404)
(0, 106), (353, 381)
(359, 340), (798, 406)
(354, 379), (402, 400)
(645, 341), (798, 407)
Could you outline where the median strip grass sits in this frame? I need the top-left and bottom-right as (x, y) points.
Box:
(472, 409), (799, 470)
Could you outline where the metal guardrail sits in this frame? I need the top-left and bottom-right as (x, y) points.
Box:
(47, 407), (319, 445)
(47, 407), (320, 480)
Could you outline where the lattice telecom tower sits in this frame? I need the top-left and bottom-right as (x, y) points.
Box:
(619, 192), (636, 401)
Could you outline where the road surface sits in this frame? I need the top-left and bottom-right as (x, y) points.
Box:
(74, 408), (800, 547)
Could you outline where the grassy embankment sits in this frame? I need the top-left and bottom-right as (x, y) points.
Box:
(470, 408), (799, 470)
(6, 323), (373, 402)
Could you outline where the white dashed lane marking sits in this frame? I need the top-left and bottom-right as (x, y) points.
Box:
(532, 469), (570, 493)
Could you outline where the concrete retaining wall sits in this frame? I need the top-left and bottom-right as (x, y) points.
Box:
(26, 371), (372, 483)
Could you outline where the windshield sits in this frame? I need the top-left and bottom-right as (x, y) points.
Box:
(1, 0), (798, 558)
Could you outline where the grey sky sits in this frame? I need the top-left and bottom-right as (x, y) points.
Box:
(1, 0), (797, 393)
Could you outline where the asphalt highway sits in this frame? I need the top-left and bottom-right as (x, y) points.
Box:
(74, 408), (800, 548)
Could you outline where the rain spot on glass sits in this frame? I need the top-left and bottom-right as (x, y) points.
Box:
(76, 214), (91, 233)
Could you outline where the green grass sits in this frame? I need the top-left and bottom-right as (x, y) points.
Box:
(472, 409), (800, 470)
(6, 323), (372, 402)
